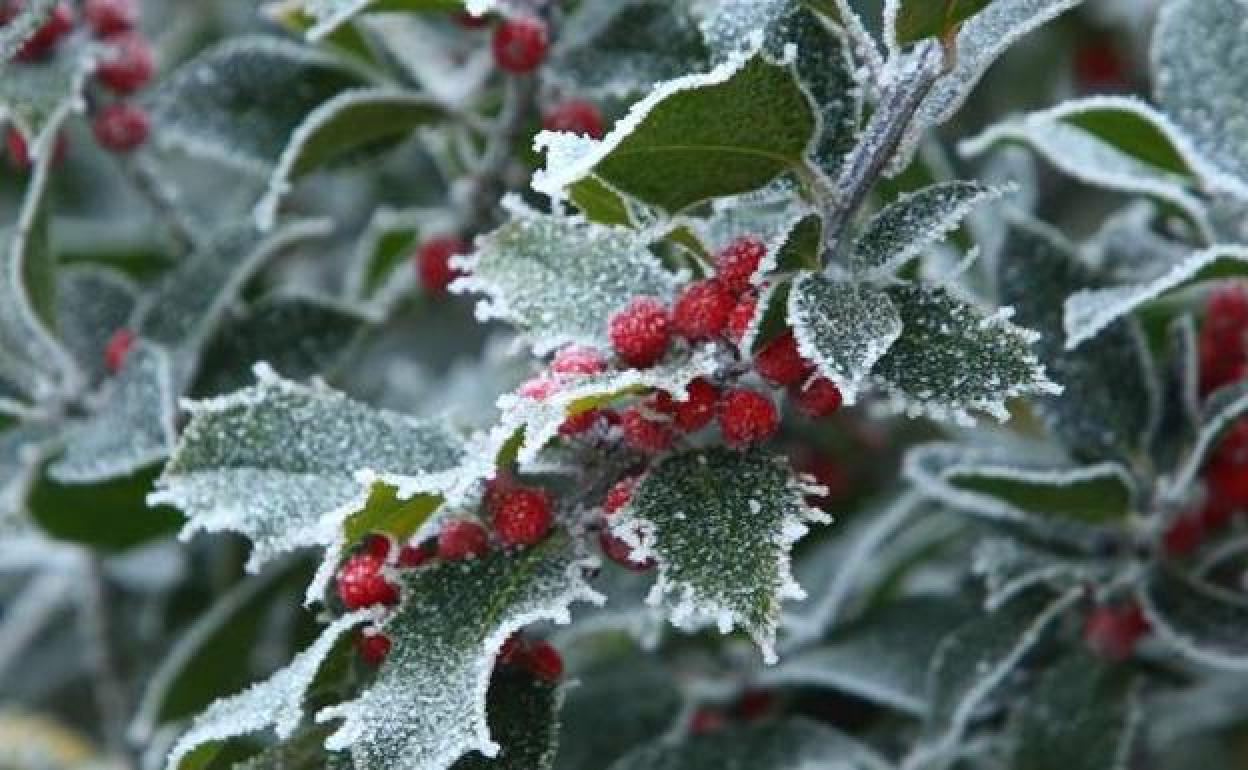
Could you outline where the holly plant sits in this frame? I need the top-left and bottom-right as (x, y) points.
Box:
(4, 0), (1247, 769)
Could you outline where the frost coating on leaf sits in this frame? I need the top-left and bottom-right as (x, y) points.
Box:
(48, 343), (177, 484)
(1064, 246), (1248, 351)
(151, 366), (464, 571)
(851, 181), (1009, 276)
(1085, 202), (1189, 285)
(451, 215), (681, 355)
(165, 610), (368, 770)
(972, 538), (1111, 612)
(694, 181), (812, 256)
(0, 422), (59, 522)
(872, 286), (1059, 425)
(1139, 566), (1248, 672)
(613, 448), (829, 664)
(53, 267), (138, 384)
(318, 536), (602, 769)
(789, 275), (902, 405)
(1153, 0), (1248, 198)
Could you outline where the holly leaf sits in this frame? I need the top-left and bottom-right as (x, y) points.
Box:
(534, 50), (817, 213)
(317, 535), (600, 769)
(452, 215), (681, 355)
(275, 0), (463, 42)
(151, 37), (368, 174)
(254, 90), (447, 230)
(151, 367), (464, 571)
(53, 266), (139, 384)
(554, 659), (681, 770)
(27, 463), (182, 550)
(612, 448), (828, 663)
(788, 275), (902, 404)
(344, 208), (426, 302)
(871, 284), (1058, 424)
(452, 668), (561, 770)
(890, 0), (997, 45)
(1154, 0), (1248, 197)
(0, 422), (58, 521)
(1139, 565), (1248, 671)
(608, 719), (892, 770)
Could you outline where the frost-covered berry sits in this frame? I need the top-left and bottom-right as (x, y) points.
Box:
(92, 103), (150, 153)
(620, 407), (673, 453)
(398, 541), (433, 568)
(357, 629), (391, 666)
(652, 378), (719, 433)
(551, 344), (608, 376)
(792, 377), (843, 418)
(726, 295), (757, 344)
(1162, 513), (1204, 558)
(414, 235), (468, 294)
(438, 519), (490, 561)
(84, 0), (137, 36)
(521, 639), (563, 682)
(599, 531), (655, 572)
(363, 532), (394, 562)
(492, 486), (553, 547)
(96, 33), (155, 94)
(559, 408), (605, 437)
(672, 279), (736, 341)
(603, 475), (639, 515)
(543, 99), (606, 139)
(1083, 603), (1149, 661)
(104, 328), (135, 374)
(336, 552), (399, 609)
(492, 17), (548, 74)
(714, 236), (766, 295)
(753, 331), (811, 387)
(718, 389), (778, 448)
(13, 2), (74, 60)
(518, 375), (559, 401)
(609, 297), (671, 368)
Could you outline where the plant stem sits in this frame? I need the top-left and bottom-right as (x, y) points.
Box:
(461, 74), (540, 236)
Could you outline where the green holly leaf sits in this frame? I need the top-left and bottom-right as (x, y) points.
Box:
(318, 535), (600, 768)
(343, 207), (426, 302)
(1140, 566), (1248, 671)
(27, 462), (182, 550)
(53, 266), (139, 384)
(275, 0), (463, 42)
(891, 0), (997, 45)
(534, 51), (817, 213)
(613, 448), (828, 663)
(452, 668), (561, 770)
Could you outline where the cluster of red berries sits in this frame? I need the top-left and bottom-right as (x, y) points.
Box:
(3, 0), (154, 166)
(1082, 601), (1150, 661)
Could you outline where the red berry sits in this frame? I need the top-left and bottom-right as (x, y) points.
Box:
(104, 328), (135, 374)
(363, 532), (394, 562)
(718, 389), (778, 448)
(671, 279), (736, 341)
(689, 708), (727, 736)
(551, 344), (608, 376)
(726, 295), (757, 344)
(336, 552), (399, 609)
(543, 99), (605, 139)
(357, 629), (391, 666)
(84, 0), (137, 36)
(1199, 496), (1235, 532)
(792, 377), (843, 418)
(793, 450), (851, 508)
(1200, 284), (1248, 395)
(492, 486), (553, 547)
(484, 474), (518, 514)
(521, 639), (563, 682)
(753, 331), (812, 387)
(518, 375), (559, 401)
(92, 103), (150, 153)
(492, 17), (548, 74)
(715, 236), (766, 295)
(609, 297), (671, 368)
(1083, 603), (1149, 661)
(1208, 461), (1248, 511)
(14, 2), (74, 60)
(414, 236), (468, 294)
(1163, 513), (1204, 558)
(437, 519), (491, 561)
(652, 378), (719, 433)
(96, 33), (155, 94)
(599, 530), (655, 571)
(604, 476), (640, 515)
(735, 690), (776, 721)
(1210, 419), (1248, 470)
(559, 408), (604, 437)
(620, 407), (673, 453)
(398, 542), (433, 568)
(1074, 41), (1127, 92)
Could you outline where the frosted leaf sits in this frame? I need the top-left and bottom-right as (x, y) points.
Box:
(905, 442), (1137, 545)
(613, 448), (829, 664)
(230, 727), (352, 770)
(48, 342), (177, 484)
(533, 50), (817, 213)
(886, 0), (997, 47)
(1065, 246), (1248, 351)
(318, 535), (601, 769)
(165, 611), (367, 770)
(1153, 0), (1248, 197)
(960, 97), (1212, 238)
(608, 719), (892, 770)
(1000, 217), (1160, 462)
(134, 219), (333, 390)
(789, 275), (902, 404)
(1084, 202), (1189, 285)
(254, 90), (446, 230)
(971, 538), (1111, 612)
(450, 671), (562, 770)
(553, 658), (681, 770)
(283, 0), (464, 41)
(892, 0), (1083, 173)
(192, 293), (376, 397)
(551, 0), (710, 98)
(762, 597), (972, 716)
(1009, 653), (1142, 770)
(361, 14), (493, 109)
(0, 0), (54, 62)
(905, 587), (1082, 769)
(152, 37), (367, 174)
(344, 207), (431, 302)
(966, 146), (1038, 281)
(1139, 566), (1248, 671)
(871, 285), (1058, 425)
(53, 267), (138, 384)
(850, 181), (1007, 276)
(698, 0), (791, 57)
(0, 422), (59, 521)
(151, 368), (464, 571)
(694, 181), (812, 255)
(0, 44), (95, 161)
(1165, 382), (1248, 502)
(451, 215), (681, 355)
